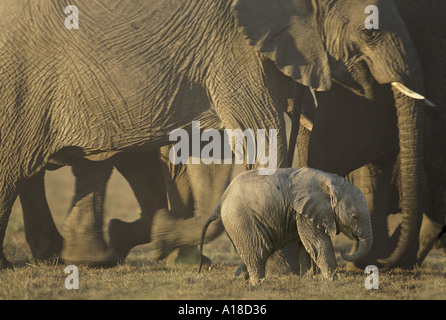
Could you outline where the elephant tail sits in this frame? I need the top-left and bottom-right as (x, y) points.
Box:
(198, 199), (222, 273)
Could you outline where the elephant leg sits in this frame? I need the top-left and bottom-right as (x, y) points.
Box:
(415, 214), (444, 264)
(296, 215), (337, 280)
(61, 160), (120, 267)
(235, 242), (311, 280)
(150, 145), (195, 263)
(265, 238), (302, 276)
(233, 250), (268, 285)
(158, 145), (195, 220)
(296, 239), (314, 277)
(391, 214), (445, 267)
(235, 243), (311, 280)
(160, 158), (211, 265)
(151, 146), (232, 262)
(229, 230), (270, 285)
(234, 263), (249, 280)
(0, 182), (19, 270)
(245, 258), (268, 286)
(410, 176), (446, 265)
(346, 152), (397, 268)
(439, 229), (446, 255)
(165, 245), (210, 265)
(108, 151), (168, 259)
(20, 170), (63, 260)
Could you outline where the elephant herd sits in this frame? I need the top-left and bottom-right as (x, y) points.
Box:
(0, 0), (445, 282)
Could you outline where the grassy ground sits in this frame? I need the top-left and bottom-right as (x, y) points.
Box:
(1, 167), (445, 300)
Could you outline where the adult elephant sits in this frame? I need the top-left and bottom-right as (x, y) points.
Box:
(0, 0), (426, 270)
(296, 0), (444, 269)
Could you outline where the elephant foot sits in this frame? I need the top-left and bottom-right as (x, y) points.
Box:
(61, 240), (121, 268)
(439, 232), (446, 255)
(165, 246), (212, 266)
(150, 209), (180, 261)
(0, 254), (13, 270)
(61, 226), (121, 267)
(108, 217), (151, 258)
(30, 234), (63, 261)
(234, 263), (249, 280)
(249, 277), (265, 286)
(234, 264), (265, 285)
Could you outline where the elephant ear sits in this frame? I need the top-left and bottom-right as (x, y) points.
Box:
(287, 168), (344, 236)
(233, 0), (331, 91)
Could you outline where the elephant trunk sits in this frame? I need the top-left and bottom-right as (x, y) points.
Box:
(342, 229), (373, 263)
(378, 88), (425, 269)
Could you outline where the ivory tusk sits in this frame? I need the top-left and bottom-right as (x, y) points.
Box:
(424, 99), (436, 108)
(391, 82), (436, 107)
(391, 82), (425, 99)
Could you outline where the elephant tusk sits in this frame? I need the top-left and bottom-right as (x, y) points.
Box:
(391, 82), (424, 99)
(391, 82), (436, 107)
(424, 99), (437, 108)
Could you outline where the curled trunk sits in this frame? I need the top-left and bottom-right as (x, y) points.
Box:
(342, 231), (373, 263)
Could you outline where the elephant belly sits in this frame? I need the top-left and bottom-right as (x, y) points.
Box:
(52, 63), (217, 156)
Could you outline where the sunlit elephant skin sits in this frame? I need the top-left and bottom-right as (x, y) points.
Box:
(0, 0), (423, 269)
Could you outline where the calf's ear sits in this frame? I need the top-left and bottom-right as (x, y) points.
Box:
(287, 168), (339, 236)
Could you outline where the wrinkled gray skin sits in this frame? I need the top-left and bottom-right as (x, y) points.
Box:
(199, 168), (373, 284)
(392, 0), (446, 268)
(0, 0), (423, 269)
(296, 0), (445, 269)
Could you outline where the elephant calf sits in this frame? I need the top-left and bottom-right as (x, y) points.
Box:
(199, 167), (373, 284)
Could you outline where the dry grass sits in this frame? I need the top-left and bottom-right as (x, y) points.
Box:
(1, 167), (445, 300)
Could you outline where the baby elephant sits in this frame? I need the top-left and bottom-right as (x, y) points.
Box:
(199, 167), (372, 284)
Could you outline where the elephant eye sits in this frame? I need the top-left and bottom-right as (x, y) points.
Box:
(350, 212), (359, 220)
(362, 28), (380, 43)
